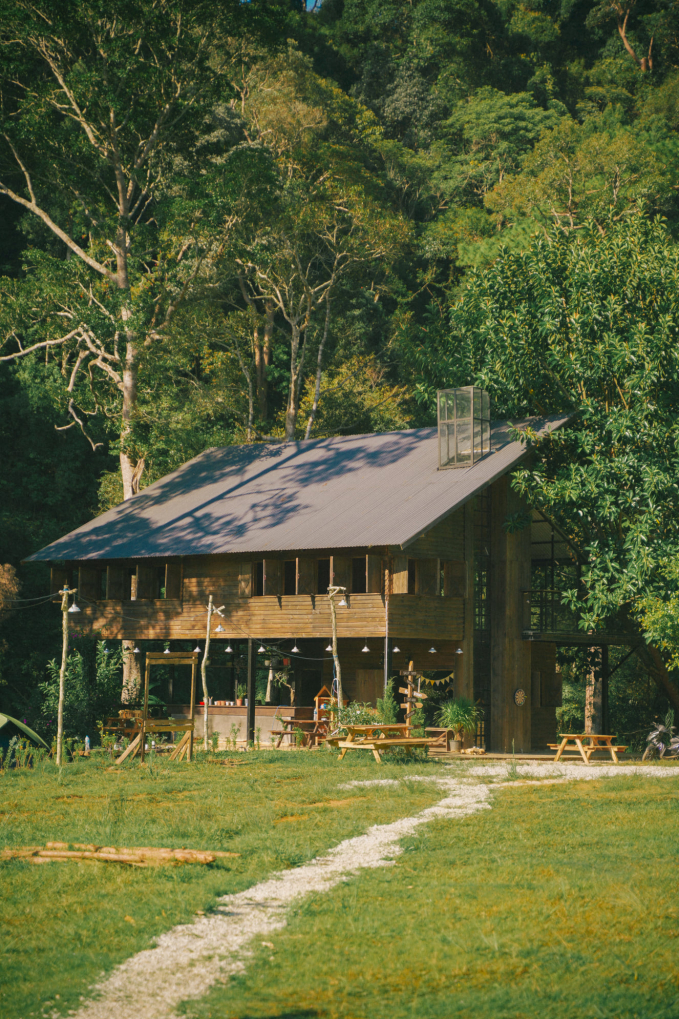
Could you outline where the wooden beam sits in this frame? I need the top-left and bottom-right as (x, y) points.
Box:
(247, 638), (256, 745)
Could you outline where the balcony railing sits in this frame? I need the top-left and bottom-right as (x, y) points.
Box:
(523, 589), (578, 635)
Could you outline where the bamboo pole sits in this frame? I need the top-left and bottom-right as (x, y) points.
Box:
(56, 587), (76, 767)
(327, 586), (346, 714)
(201, 595), (214, 751)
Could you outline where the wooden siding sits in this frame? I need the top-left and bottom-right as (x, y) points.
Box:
(406, 507), (464, 559)
(79, 590), (464, 642)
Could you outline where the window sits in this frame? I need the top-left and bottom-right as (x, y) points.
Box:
(254, 562), (264, 597)
(317, 558), (330, 594)
(156, 566), (166, 599)
(351, 556), (367, 593)
(284, 560), (297, 595)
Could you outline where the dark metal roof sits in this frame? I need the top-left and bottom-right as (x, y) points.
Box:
(27, 416), (569, 563)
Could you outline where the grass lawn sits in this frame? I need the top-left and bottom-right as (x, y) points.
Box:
(0, 750), (444, 1019)
(188, 769), (679, 1019)
(2, 756), (679, 1019)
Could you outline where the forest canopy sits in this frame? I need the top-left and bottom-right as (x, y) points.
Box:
(2, 0), (679, 732)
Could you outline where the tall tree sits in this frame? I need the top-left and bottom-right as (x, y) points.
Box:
(0, 0), (285, 498)
(441, 215), (679, 710)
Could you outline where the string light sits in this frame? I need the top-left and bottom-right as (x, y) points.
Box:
(215, 624), (225, 633)
(455, 647), (464, 654)
(258, 644), (266, 653)
(291, 642), (300, 653)
(428, 646), (437, 654)
(362, 642), (370, 652)
(225, 644), (233, 653)
(164, 648), (171, 654)
(338, 597), (347, 607)
(325, 642), (333, 651)
(193, 645), (201, 653)
(67, 599), (81, 614)
(133, 647), (141, 654)
(393, 646), (400, 653)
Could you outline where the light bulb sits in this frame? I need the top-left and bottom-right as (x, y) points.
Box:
(258, 644), (266, 653)
(455, 647), (464, 654)
(225, 644), (233, 653)
(67, 602), (81, 614)
(338, 597), (347, 607)
(325, 643), (333, 651)
(215, 623), (225, 633)
(291, 643), (300, 653)
(392, 646), (400, 653)
(362, 643), (370, 653)
(428, 646), (437, 654)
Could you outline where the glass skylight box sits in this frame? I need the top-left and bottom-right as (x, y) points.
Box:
(437, 387), (491, 469)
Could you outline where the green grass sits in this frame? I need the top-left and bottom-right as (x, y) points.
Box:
(0, 751), (445, 1019)
(187, 773), (679, 1019)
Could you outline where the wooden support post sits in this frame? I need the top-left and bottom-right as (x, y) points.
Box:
(384, 636), (392, 695)
(188, 659), (196, 762)
(400, 661), (422, 733)
(601, 645), (609, 736)
(140, 657), (151, 763)
(247, 638), (256, 745)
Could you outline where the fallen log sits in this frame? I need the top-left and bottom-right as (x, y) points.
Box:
(0, 843), (241, 865)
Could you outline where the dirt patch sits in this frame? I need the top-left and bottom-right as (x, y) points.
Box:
(274, 814), (308, 824)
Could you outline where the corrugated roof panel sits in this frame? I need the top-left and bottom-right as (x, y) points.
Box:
(26, 416), (569, 562)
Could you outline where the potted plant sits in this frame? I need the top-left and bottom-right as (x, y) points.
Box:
(236, 683), (246, 707)
(435, 697), (482, 751)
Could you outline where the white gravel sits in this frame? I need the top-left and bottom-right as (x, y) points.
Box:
(69, 762), (679, 1019)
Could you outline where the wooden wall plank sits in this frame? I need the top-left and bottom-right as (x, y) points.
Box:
(406, 508), (464, 560)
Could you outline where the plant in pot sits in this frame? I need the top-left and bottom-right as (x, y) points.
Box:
(236, 683), (246, 707)
(435, 697), (482, 751)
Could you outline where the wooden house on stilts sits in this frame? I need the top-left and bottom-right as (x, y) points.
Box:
(28, 389), (572, 753)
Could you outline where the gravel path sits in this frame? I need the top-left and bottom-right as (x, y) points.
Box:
(70, 762), (679, 1019)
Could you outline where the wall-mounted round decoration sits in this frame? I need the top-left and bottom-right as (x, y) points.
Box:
(514, 688), (526, 706)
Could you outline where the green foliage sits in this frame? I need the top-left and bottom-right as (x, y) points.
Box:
(39, 641), (123, 742)
(434, 696), (482, 736)
(376, 679), (400, 725)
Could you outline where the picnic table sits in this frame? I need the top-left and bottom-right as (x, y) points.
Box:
(272, 717), (326, 749)
(550, 733), (628, 764)
(336, 723), (441, 764)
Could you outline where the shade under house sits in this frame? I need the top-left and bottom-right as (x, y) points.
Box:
(437, 387), (491, 469)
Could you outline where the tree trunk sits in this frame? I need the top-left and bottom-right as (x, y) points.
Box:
(121, 646), (142, 703)
(285, 322), (302, 441)
(305, 296), (331, 440)
(584, 647), (602, 734)
(634, 642), (679, 714)
(254, 300), (274, 423)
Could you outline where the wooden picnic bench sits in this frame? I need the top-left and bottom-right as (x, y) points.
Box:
(272, 717), (326, 749)
(336, 723), (442, 763)
(549, 733), (628, 764)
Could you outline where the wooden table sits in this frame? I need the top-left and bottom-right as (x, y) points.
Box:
(551, 733), (627, 764)
(336, 723), (439, 764)
(272, 717), (323, 749)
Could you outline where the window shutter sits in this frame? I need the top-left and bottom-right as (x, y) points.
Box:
(444, 560), (467, 597)
(263, 560), (282, 596)
(296, 558), (315, 595)
(391, 555), (409, 594)
(165, 563), (182, 600)
(366, 555), (382, 594)
(136, 565), (156, 600)
(417, 559), (439, 597)
(330, 555), (351, 589)
(78, 567), (99, 603)
(238, 563), (253, 598)
(106, 566), (125, 600)
(50, 567), (69, 600)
